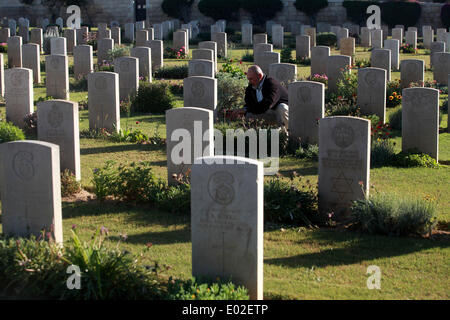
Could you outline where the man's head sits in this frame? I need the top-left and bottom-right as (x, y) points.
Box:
(247, 65), (264, 88)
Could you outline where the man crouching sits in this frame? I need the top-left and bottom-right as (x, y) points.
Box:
(233, 65), (289, 129)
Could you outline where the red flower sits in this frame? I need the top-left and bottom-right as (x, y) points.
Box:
(136, 121), (140, 124)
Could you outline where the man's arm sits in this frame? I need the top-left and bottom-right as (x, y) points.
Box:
(251, 79), (279, 114)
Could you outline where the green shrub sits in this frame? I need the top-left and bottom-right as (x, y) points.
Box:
(355, 59), (370, 69)
(241, 51), (253, 62)
(350, 193), (437, 237)
(70, 74), (88, 92)
(388, 106), (402, 130)
(441, 97), (448, 113)
(326, 98), (360, 116)
(161, 0), (194, 21)
(316, 32), (337, 47)
(280, 47), (295, 63)
(0, 121), (26, 143)
(400, 43), (416, 54)
(336, 66), (357, 101)
(219, 59), (246, 78)
(198, 0), (241, 21)
(394, 150), (439, 169)
(380, 1), (422, 28)
(61, 169), (81, 197)
(240, 0), (283, 26)
(371, 139), (396, 168)
(108, 45), (129, 61)
(343, 1), (380, 25)
(155, 183), (191, 214)
(294, 0), (328, 25)
(295, 144), (319, 160)
(166, 277), (249, 300)
(131, 82), (176, 114)
(154, 65), (188, 79)
(0, 229), (165, 299)
(216, 72), (248, 112)
(164, 46), (188, 59)
(264, 175), (319, 226)
(110, 127), (149, 144)
(442, 3), (450, 29)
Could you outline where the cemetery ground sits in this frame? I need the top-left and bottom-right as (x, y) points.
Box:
(0, 36), (449, 300)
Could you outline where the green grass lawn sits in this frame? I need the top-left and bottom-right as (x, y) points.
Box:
(0, 37), (449, 299)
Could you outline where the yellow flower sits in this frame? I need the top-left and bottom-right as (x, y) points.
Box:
(192, 294), (195, 299)
(389, 96), (394, 100)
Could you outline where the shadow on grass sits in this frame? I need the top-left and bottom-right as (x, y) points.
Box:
(109, 229), (190, 245)
(264, 229), (450, 269)
(80, 143), (164, 155)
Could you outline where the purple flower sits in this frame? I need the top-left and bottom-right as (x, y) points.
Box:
(100, 226), (109, 235)
(72, 224), (77, 230)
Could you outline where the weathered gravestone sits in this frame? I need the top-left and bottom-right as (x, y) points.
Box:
(98, 28), (111, 39)
(0, 54), (3, 97)
(384, 39), (400, 70)
(361, 27), (371, 47)
(183, 76), (217, 114)
(30, 28), (43, 53)
(423, 28), (433, 49)
(212, 32), (227, 58)
(37, 100), (81, 180)
(73, 45), (93, 79)
(76, 27), (88, 45)
(340, 37), (355, 64)
(7, 36), (22, 67)
(135, 21), (145, 31)
(436, 28), (446, 43)
(318, 116), (371, 219)
(192, 49), (214, 62)
(114, 56), (139, 101)
(405, 30), (417, 49)
(199, 41), (217, 72)
(111, 27), (121, 46)
(432, 52), (450, 85)
(242, 24), (252, 46)
(402, 87), (439, 161)
(46, 55), (69, 99)
(400, 59), (424, 88)
(22, 44), (40, 84)
(124, 23), (134, 43)
(191, 156), (264, 300)
(311, 46), (330, 76)
(50, 37), (67, 55)
(18, 25), (29, 43)
(97, 38), (114, 64)
(296, 35), (310, 59)
(430, 41), (445, 67)
(63, 29), (76, 54)
(165, 107), (213, 185)
(256, 51), (280, 75)
(188, 59), (214, 78)
(0, 28), (10, 43)
(392, 28), (403, 46)
(371, 29), (383, 49)
(149, 40), (164, 70)
(288, 81), (324, 144)
(357, 68), (387, 122)
(130, 46), (152, 81)
(88, 72), (120, 133)
(326, 55), (351, 94)
(0, 140), (63, 243)
(153, 24), (163, 40)
(268, 63), (297, 88)
(371, 49), (391, 81)
(305, 27), (316, 48)
(272, 24), (284, 49)
(5, 68), (33, 129)
(136, 30), (148, 47)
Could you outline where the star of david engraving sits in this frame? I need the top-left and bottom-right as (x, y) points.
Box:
(330, 171), (353, 200)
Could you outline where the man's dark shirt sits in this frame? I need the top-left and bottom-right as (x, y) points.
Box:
(244, 76), (289, 115)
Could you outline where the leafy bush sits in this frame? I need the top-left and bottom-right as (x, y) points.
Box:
(216, 72), (247, 112)
(442, 97), (448, 113)
(164, 46), (188, 59)
(0, 229), (165, 299)
(326, 97), (360, 117)
(386, 80), (402, 108)
(240, 0), (283, 26)
(336, 66), (358, 101)
(97, 61), (114, 72)
(355, 59), (370, 69)
(198, 0), (241, 21)
(70, 74), (88, 92)
(61, 169), (81, 197)
(264, 175), (319, 226)
(131, 82), (176, 114)
(241, 51), (253, 62)
(400, 43), (416, 54)
(281, 47), (295, 63)
(154, 65), (188, 79)
(388, 106), (402, 130)
(371, 139), (396, 168)
(295, 144), (319, 160)
(110, 126), (149, 144)
(0, 121), (26, 143)
(380, 1), (422, 28)
(343, 1), (380, 25)
(442, 3), (450, 29)
(161, 0), (194, 22)
(394, 150), (439, 169)
(219, 59), (246, 79)
(308, 73), (328, 86)
(166, 277), (249, 300)
(108, 45), (129, 61)
(316, 32), (337, 47)
(350, 193), (437, 237)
